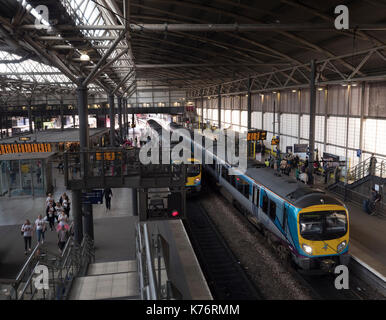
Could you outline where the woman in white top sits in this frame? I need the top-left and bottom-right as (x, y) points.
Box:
(57, 211), (68, 224)
(34, 215), (46, 244)
(46, 193), (54, 208)
(46, 203), (56, 231)
(21, 219), (33, 254)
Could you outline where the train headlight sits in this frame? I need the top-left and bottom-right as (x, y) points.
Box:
(302, 244), (313, 255)
(194, 178), (200, 183)
(337, 241), (347, 253)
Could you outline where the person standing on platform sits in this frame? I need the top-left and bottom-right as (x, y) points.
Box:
(261, 143), (266, 158)
(47, 202), (57, 231)
(34, 215), (46, 244)
(369, 154), (377, 176)
(103, 188), (113, 210)
(334, 166), (341, 184)
(21, 220), (33, 255)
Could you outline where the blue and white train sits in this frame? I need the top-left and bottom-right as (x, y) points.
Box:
(156, 120), (351, 271)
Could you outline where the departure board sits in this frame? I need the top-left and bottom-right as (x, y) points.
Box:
(0, 143), (52, 155)
(247, 130), (267, 141)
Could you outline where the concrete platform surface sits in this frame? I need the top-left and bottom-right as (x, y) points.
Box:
(69, 265), (140, 300)
(87, 260), (137, 276)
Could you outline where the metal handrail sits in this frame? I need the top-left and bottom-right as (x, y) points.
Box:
(15, 243), (41, 282)
(6, 229), (94, 300)
(135, 223), (175, 300)
(348, 156), (386, 183)
(331, 184), (385, 216)
(143, 223), (158, 300)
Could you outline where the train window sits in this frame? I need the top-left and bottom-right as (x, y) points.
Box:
(187, 164), (200, 177)
(221, 166), (228, 179)
(282, 206), (288, 230)
(253, 186), (260, 206)
(227, 171), (232, 183)
(269, 200), (276, 221)
(261, 194), (268, 213)
(236, 177), (249, 198)
(231, 175), (236, 187)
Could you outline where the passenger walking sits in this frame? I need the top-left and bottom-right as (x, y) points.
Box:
(369, 154), (377, 176)
(57, 223), (69, 254)
(295, 165), (300, 181)
(21, 220), (33, 255)
(57, 210), (68, 224)
(46, 193), (54, 208)
(34, 215), (46, 244)
(103, 187), (113, 210)
(46, 202), (57, 231)
(60, 193), (71, 218)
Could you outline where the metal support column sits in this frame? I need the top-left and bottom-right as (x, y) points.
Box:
(108, 93), (115, 146)
(60, 98), (64, 131)
(118, 96), (123, 143)
(323, 87), (328, 152)
(359, 82), (366, 163)
(28, 102), (33, 134)
(298, 91), (301, 144)
(72, 189), (83, 244)
(308, 60), (317, 185)
(76, 78), (94, 240)
(201, 90), (204, 129)
(247, 77), (252, 130)
(123, 97), (128, 138)
(132, 112), (135, 136)
(344, 85), (351, 185)
(217, 85), (221, 129)
(0, 112), (3, 139)
(5, 112), (9, 137)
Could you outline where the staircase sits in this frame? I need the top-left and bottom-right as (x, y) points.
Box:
(329, 156), (385, 216)
(346, 156), (386, 185)
(0, 233), (95, 300)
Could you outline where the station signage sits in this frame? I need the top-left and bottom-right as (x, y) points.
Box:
(82, 190), (103, 205)
(95, 152), (122, 161)
(271, 137), (280, 145)
(294, 144), (308, 153)
(247, 130), (267, 141)
(0, 143), (52, 155)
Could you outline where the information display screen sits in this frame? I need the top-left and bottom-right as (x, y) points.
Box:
(0, 143), (52, 155)
(247, 130), (267, 141)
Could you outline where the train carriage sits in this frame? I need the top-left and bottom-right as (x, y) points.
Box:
(216, 165), (350, 271)
(150, 118), (350, 272)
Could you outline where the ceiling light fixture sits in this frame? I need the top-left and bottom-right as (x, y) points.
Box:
(80, 52), (90, 61)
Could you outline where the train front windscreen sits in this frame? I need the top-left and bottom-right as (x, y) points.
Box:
(299, 210), (348, 241)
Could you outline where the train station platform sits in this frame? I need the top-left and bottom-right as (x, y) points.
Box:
(307, 172), (386, 279)
(0, 167), (212, 300)
(0, 128), (108, 145)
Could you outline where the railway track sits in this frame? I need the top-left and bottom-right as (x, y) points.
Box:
(184, 199), (262, 300)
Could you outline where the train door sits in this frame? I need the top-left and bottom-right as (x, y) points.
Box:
(281, 203), (293, 245)
(215, 159), (221, 181)
(258, 188), (269, 226)
(275, 202), (285, 231)
(252, 185), (260, 218)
